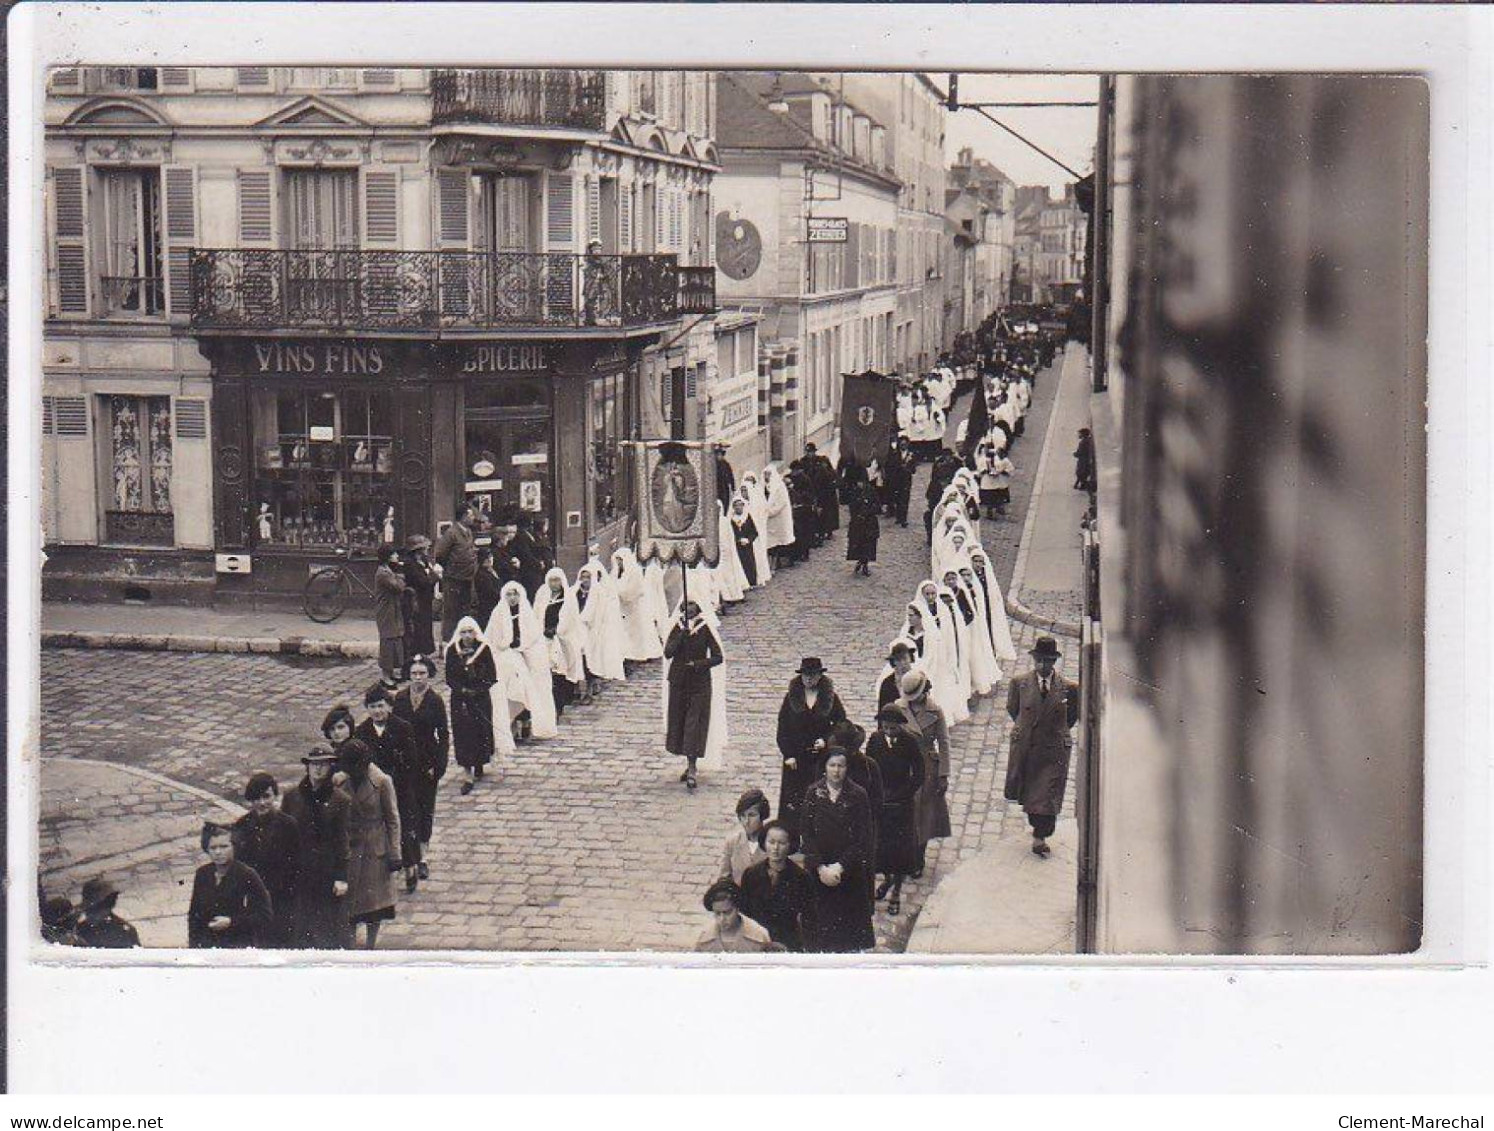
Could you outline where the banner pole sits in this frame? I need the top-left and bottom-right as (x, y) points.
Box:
(680, 554), (688, 613)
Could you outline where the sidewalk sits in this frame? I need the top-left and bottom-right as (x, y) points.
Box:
(42, 600), (379, 658)
(905, 342), (1090, 955)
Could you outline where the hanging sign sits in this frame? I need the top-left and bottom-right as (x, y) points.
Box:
(628, 440), (719, 567)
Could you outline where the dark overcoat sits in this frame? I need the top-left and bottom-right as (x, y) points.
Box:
(739, 858), (813, 952)
(799, 778), (876, 953)
(775, 677), (847, 832)
(1004, 670), (1080, 817)
(187, 860), (272, 949)
(445, 643), (497, 770)
(280, 775), (353, 949)
(663, 622), (722, 760)
(868, 729), (926, 874)
(354, 716), (422, 867)
(402, 554), (439, 659)
(846, 502), (880, 563)
(393, 685), (450, 845)
(231, 807), (301, 946)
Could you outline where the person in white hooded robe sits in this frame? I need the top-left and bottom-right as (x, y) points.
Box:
(612, 546), (664, 663)
(967, 547), (1018, 663)
(489, 580), (559, 740)
(712, 501), (750, 604)
(574, 561), (627, 692)
(944, 567), (997, 696)
(937, 582), (975, 713)
(534, 566), (586, 710)
(762, 464), (797, 568)
(916, 580), (969, 725)
(641, 557), (674, 642)
(485, 580), (535, 744)
(738, 476), (772, 586)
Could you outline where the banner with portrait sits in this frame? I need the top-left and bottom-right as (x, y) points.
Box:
(630, 440), (719, 566)
(839, 370), (900, 465)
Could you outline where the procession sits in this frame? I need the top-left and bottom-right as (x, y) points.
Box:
(40, 307), (1085, 954)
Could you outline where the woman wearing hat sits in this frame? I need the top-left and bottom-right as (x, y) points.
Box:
(718, 789), (770, 884)
(402, 534), (439, 663)
(231, 772), (301, 947)
(338, 737), (402, 948)
(72, 877), (140, 948)
(280, 746), (353, 948)
(868, 706), (926, 917)
(188, 822), (273, 949)
(1005, 636), (1080, 858)
(774, 657), (848, 836)
(898, 668), (952, 876)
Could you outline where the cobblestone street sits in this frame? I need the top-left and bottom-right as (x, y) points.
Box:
(39, 358), (1078, 953)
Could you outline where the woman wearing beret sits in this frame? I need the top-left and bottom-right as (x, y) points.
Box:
(231, 772), (301, 947)
(280, 747), (352, 948)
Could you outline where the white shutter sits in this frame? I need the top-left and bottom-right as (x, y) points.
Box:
(236, 169), (275, 246)
(53, 396), (89, 437)
(49, 67), (81, 93)
(49, 166), (89, 315)
(361, 168), (400, 245)
(619, 188), (633, 253)
(236, 66), (271, 90)
(669, 189), (682, 251)
(174, 398), (208, 439)
(162, 165), (198, 316)
(361, 69), (398, 88)
(545, 172), (575, 249)
(654, 183), (665, 251)
(586, 177), (602, 246)
(161, 67), (192, 90)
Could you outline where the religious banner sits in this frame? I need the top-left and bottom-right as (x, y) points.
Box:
(630, 440), (719, 566)
(839, 370), (900, 465)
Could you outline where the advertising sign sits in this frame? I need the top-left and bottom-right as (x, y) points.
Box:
(807, 217), (849, 243)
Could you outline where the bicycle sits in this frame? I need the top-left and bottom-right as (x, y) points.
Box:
(302, 545), (377, 624)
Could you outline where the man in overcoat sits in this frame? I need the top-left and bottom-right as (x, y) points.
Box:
(1004, 636), (1080, 857)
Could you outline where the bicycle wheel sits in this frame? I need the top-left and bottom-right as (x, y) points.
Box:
(304, 568), (350, 624)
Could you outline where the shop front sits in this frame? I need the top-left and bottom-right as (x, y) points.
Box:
(199, 334), (646, 606)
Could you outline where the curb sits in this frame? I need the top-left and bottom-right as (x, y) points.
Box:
(1005, 343), (1084, 640)
(41, 630), (378, 659)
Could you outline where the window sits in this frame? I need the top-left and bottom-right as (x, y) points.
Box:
(249, 388), (394, 549)
(102, 395), (173, 545)
(99, 67), (158, 91)
(590, 370), (625, 527)
(291, 68), (358, 89)
(98, 169), (164, 315)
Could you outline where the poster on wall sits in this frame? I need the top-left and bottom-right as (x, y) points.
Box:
(629, 440), (719, 567)
(519, 480), (542, 513)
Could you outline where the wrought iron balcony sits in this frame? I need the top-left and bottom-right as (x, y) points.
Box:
(190, 249), (713, 332)
(431, 69), (607, 131)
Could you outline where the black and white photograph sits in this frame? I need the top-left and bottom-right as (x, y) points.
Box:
(26, 56), (1432, 958)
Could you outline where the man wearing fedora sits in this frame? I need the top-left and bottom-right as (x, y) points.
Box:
(775, 657), (848, 837)
(72, 876), (141, 948)
(1005, 636), (1080, 857)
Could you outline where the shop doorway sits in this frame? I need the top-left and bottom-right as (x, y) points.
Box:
(463, 391), (552, 537)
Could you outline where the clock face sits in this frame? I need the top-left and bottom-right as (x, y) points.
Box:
(716, 212), (762, 281)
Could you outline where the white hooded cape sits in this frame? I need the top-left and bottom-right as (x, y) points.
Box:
(575, 562), (627, 681)
(612, 547), (664, 662)
(532, 568), (586, 685)
(491, 580), (558, 739)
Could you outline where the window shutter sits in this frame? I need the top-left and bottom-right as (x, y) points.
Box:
(42, 397), (54, 435)
(361, 69), (397, 88)
(619, 188), (633, 253)
(236, 66), (271, 90)
(174, 398), (208, 440)
(846, 223), (860, 289)
(50, 166), (89, 316)
(654, 183), (665, 251)
(705, 191), (714, 266)
(586, 177), (601, 246)
(362, 168), (400, 245)
(237, 169), (275, 246)
(49, 68), (81, 93)
(162, 165), (198, 316)
(161, 67), (192, 90)
(545, 172), (575, 249)
(436, 169), (470, 246)
(53, 396), (89, 437)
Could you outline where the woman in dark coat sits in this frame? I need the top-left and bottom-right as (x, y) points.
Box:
(867, 706), (926, 917)
(279, 747), (352, 949)
(663, 600), (725, 791)
(472, 549), (503, 630)
(230, 772), (300, 947)
(845, 487), (881, 576)
(728, 496), (759, 588)
(774, 658), (848, 836)
(338, 738), (402, 949)
(354, 685), (422, 893)
(445, 616), (498, 795)
(188, 822), (273, 949)
(799, 750), (876, 953)
(402, 535), (439, 662)
(393, 655), (449, 880)
(738, 820), (813, 952)
(788, 472), (817, 564)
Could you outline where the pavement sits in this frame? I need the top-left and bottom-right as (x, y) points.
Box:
(35, 344), (1088, 954)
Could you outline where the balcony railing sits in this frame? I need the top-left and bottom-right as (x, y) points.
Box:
(190, 249), (714, 332)
(431, 69), (607, 131)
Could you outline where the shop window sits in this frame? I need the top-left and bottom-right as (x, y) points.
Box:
(103, 395), (173, 546)
(250, 388), (394, 549)
(590, 370), (624, 528)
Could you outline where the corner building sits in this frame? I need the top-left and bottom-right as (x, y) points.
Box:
(42, 67), (717, 604)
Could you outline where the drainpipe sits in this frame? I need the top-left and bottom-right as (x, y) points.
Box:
(1090, 75), (1114, 392)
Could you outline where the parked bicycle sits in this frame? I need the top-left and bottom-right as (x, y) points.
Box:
(303, 545), (377, 623)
